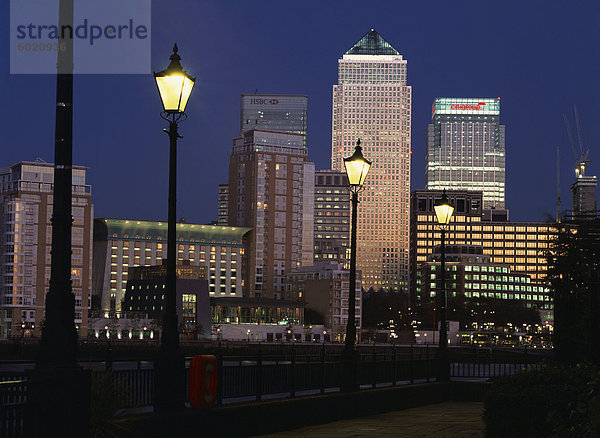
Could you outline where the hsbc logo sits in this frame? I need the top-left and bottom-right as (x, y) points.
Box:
(250, 98), (279, 105)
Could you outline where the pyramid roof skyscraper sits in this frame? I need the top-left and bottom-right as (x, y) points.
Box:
(344, 29), (400, 56)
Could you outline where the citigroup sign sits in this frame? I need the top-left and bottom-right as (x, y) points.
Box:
(450, 102), (486, 110)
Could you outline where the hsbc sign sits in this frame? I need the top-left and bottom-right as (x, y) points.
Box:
(249, 98), (279, 105)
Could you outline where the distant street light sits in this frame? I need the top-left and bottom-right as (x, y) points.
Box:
(342, 139), (371, 392)
(434, 189), (454, 381)
(153, 44), (195, 413)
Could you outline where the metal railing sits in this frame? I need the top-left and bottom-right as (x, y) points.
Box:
(0, 345), (548, 437)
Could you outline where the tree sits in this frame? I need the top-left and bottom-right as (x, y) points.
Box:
(304, 308), (325, 325)
(362, 288), (409, 329)
(416, 295), (541, 330)
(547, 220), (600, 363)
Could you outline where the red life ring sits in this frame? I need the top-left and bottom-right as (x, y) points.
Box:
(189, 355), (217, 409)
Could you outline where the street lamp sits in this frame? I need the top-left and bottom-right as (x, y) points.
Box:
(342, 139), (371, 392)
(153, 44), (195, 413)
(434, 189), (454, 381)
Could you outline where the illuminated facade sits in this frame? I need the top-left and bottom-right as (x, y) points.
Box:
(92, 218), (250, 314)
(0, 161), (93, 338)
(331, 29), (412, 291)
(314, 170), (350, 264)
(217, 183), (229, 224)
(228, 129), (314, 298)
(415, 245), (552, 318)
(426, 98), (505, 209)
(410, 190), (556, 323)
(240, 94), (308, 149)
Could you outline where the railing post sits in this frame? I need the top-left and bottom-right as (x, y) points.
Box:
(371, 343), (377, 389)
(426, 344), (430, 383)
(392, 342), (397, 386)
(105, 340), (113, 373)
(256, 342), (262, 402)
(290, 342), (296, 397)
(216, 340), (223, 406)
(410, 344), (414, 384)
(320, 342), (325, 394)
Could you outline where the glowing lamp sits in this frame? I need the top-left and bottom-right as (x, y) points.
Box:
(344, 140), (372, 187)
(154, 44), (196, 114)
(434, 190), (454, 225)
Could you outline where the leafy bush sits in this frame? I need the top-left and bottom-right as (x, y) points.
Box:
(484, 363), (600, 437)
(90, 371), (136, 438)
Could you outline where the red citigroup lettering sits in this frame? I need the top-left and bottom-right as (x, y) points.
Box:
(451, 102), (487, 110)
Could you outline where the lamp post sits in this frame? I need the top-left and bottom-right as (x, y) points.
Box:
(434, 190), (454, 381)
(342, 139), (371, 392)
(153, 44), (195, 412)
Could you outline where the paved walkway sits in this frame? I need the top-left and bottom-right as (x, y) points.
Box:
(254, 402), (485, 437)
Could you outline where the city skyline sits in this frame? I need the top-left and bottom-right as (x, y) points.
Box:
(0, 1), (598, 225)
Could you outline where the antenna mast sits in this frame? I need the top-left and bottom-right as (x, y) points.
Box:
(556, 146), (561, 222)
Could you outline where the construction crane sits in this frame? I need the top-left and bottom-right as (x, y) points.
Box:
(563, 105), (591, 178)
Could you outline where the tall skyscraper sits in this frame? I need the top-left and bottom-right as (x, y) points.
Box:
(426, 98), (506, 209)
(0, 161), (93, 338)
(228, 129), (314, 298)
(240, 94), (308, 149)
(331, 29), (412, 291)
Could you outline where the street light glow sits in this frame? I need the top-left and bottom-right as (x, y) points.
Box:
(344, 139), (371, 187)
(434, 190), (454, 225)
(154, 44), (196, 114)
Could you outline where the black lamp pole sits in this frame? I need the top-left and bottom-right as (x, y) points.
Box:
(438, 227), (449, 381)
(31, 0), (91, 435)
(341, 140), (371, 392)
(435, 189), (453, 382)
(38, 0), (77, 369)
(153, 45), (194, 412)
(154, 112), (185, 412)
(342, 189), (359, 391)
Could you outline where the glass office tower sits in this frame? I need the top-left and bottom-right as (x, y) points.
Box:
(240, 94), (308, 150)
(331, 29), (412, 291)
(426, 98), (505, 209)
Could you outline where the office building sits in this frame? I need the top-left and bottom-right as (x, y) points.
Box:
(570, 162), (597, 220)
(92, 218), (251, 314)
(409, 190), (556, 321)
(414, 245), (552, 317)
(286, 261), (362, 342)
(0, 161), (93, 338)
(314, 170), (350, 264)
(240, 94), (308, 149)
(123, 263), (210, 338)
(331, 29), (412, 291)
(228, 129), (314, 298)
(426, 98), (506, 209)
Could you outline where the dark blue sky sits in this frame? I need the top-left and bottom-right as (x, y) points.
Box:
(1, 0), (599, 223)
